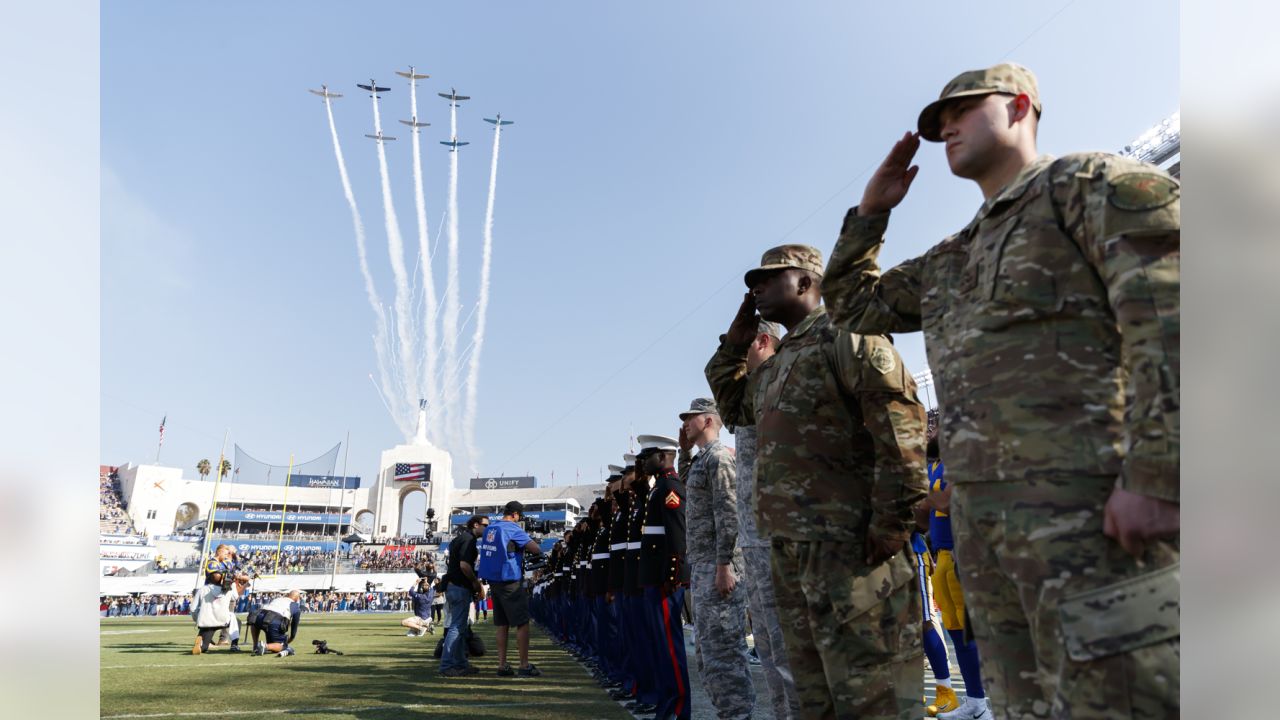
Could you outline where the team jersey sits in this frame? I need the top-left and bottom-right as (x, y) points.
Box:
(927, 460), (953, 550)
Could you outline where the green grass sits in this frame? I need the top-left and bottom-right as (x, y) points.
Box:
(100, 614), (631, 719)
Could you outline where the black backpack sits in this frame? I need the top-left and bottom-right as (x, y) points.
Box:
(433, 623), (486, 658)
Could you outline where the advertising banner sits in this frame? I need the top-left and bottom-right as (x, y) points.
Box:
(469, 476), (536, 490)
(215, 510), (350, 525)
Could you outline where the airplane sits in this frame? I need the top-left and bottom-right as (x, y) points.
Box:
(356, 79), (391, 98)
(364, 131), (397, 143)
(307, 85), (343, 100)
(437, 87), (470, 104)
(439, 136), (469, 151)
(483, 114), (514, 127)
(398, 116), (431, 132)
(395, 66), (430, 82)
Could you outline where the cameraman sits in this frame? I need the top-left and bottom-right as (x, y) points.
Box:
(249, 589), (302, 657)
(477, 501), (545, 677)
(439, 515), (488, 677)
(402, 576), (435, 636)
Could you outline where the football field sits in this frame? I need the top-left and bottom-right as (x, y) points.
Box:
(100, 614), (631, 719)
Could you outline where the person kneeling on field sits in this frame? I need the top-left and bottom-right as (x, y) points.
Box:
(249, 589), (303, 657)
(402, 577), (436, 636)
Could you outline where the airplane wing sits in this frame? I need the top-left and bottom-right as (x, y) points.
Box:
(365, 134), (378, 139)
(376, 86), (391, 93)
(456, 94), (470, 101)
(383, 135), (397, 141)
(308, 89), (324, 96)
(396, 71), (430, 79)
(357, 84), (373, 91)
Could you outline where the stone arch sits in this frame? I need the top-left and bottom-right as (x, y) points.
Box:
(397, 485), (428, 537)
(353, 509), (375, 535)
(173, 502), (200, 531)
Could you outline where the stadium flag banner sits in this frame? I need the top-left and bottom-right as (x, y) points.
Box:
(394, 463), (430, 482)
(215, 510), (350, 525)
(470, 476), (536, 490)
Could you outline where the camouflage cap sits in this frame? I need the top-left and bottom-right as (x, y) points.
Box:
(757, 319), (783, 340)
(678, 397), (719, 420)
(917, 62), (1041, 142)
(744, 244), (824, 288)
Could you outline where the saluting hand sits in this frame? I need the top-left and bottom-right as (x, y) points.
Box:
(858, 131), (922, 217)
(726, 293), (760, 347)
(678, 425), (693, 453)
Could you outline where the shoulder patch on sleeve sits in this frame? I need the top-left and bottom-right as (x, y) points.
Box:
(869, 345), (896, 374)
(665, 491), (681, 509)
(1108, 172), (1179, 212)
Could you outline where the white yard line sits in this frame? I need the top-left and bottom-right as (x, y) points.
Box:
(102, 698), (588, 718)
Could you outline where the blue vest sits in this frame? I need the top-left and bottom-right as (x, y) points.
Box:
(476, 520), (529, 582)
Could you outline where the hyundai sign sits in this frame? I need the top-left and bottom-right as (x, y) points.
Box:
(215, 510), (350, 525)
(292, 474), (361, 489)
(469, 476), (536, 490)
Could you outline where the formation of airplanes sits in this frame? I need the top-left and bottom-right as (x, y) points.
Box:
(309, 79), (512, 148)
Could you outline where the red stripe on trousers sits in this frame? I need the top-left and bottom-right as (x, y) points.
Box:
(661, 595), (686, 717)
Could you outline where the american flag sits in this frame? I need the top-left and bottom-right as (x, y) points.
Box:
(394, 463), (428, 482)
(158, 415), (166, 447)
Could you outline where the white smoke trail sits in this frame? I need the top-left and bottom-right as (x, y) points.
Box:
(323, 95), (404, 434)
(462, 120), (504, 469)
(370, 87), (419, 430)
(406, 76), (440, 446)
(440, 99), (463, 452)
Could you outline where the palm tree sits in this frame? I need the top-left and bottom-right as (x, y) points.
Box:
(196, 459), (211, 481)
(219, 459), (232, 478)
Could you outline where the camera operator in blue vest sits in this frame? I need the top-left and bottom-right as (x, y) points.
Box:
(477, 500), (546, 677)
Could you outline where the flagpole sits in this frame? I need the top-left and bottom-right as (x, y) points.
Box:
(195, 430), (229, 592)
(155, 415), (166, 464)
(331, 433), (351, 587)
(272, 455), (296, 577)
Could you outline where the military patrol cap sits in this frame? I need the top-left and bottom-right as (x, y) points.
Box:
(678, 397), (719, 420)
(636, 434), (679, 452)
(744, 244), (825, 288)
(917, 62), (1042, 142)
(758, 319), (783, 340)
(607, 464), (624, 474)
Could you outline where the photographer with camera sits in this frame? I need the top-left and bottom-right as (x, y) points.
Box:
(439, 515), (488, 677)
(401, 576), (436, 636)
(248, 589), (302, 657)
(477, 500), (545, 677)
(191, 544), (237, 654)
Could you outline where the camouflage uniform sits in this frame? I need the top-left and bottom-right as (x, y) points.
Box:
(707, 245), (929, 720)
(686, 436), (754, 720)
(821, 65), (1180, 720)
(734, 423), (802, 720)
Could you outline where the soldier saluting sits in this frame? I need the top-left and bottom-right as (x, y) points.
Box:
(706, 244), (929, 719)
(822, 63), (1180, 719)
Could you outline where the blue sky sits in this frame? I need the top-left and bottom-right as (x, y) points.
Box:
(101, 1), (1179, 512)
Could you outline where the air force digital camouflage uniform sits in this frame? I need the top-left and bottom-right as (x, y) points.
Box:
(681, 398), (755, 720)
(821, 64), (1180, 720)
(707, 245), (929, 720)
(733, 321), (803, 720)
